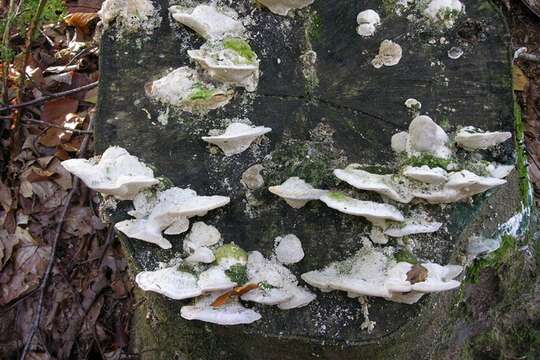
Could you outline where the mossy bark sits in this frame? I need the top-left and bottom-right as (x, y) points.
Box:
(95, 0), (539, 358)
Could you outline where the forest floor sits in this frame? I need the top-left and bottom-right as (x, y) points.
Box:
(0, 0), (539, 359)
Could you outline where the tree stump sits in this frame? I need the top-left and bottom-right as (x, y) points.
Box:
(95, 1), (531, 359)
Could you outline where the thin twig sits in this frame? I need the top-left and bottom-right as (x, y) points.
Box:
(21, 118), (94, 134)
(19, 117), (94, 360)
(518, 53), (540, 63)
(1, 81), (99, 112)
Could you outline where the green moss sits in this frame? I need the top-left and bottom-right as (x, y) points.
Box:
(327, 191), (348, 201)
(306, 12), (322, 42)
(223, 37), (257, 63)
(177, 263), (196, 275)
(225, 264), (248, 285)
(189, 85), (214, 101)
(402, 154), (452, 170)
(214, 244), (248, 264)
(466, 235), (517, 283)
(258, 281), (275, 290)
(394, 249), (418, 264)
(514, 99), (531, 206)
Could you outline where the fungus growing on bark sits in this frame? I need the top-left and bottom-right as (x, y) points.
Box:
(356, 10), (381, 37)
(145, 67), (233, 112)
(135, 267), (202, 300)
(256, 0), (315, 16)
(61, 146), (158, 200)
(320, 192), (405, 226)
(188, 38), (260, 91)
(274, 234), (304, 264)
(302, 241), (462, 304)
(423, 0), (464, 28)
(372, 40), (403, 68)
(241, 164), (265, 190)
(169, 4), (245, 40)
(183, 222), (222, 264)
(181, 292), (262, 325)
(455, 126), (512, 150)
(202, 123), (272, 156)
(268, 177), (327, 208)
(403, 165), (448, 185)
(98, 0), (159, 32)
(115, 188), (230, 249)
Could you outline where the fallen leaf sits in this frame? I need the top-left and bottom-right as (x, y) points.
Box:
(513, 65), (529, 91)
(211, 283), (258, 307)
(64, 12), (98, 35)
(0, 230), (20, 270)
(406, 264), (429, 284)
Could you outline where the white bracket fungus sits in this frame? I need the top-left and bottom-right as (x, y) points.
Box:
(455, 126), (512, 151)
(334, 165), (413, 203)
(372, 40), (403, 69)
(403, 165), (448, 185)
(268, 177), (328, 208)
(202, 122), (272, 156)
(302, 241), (462, 304)
(145, 67), (233, 113)
(183, 222), (222, 264)
(98, 0), (159, 33)
(115, 188), (230, 249)
(241, 164), (265, 190)
(181, 292), (261, 325)
(395, 115), (452, 159)
(188, 38), (260, 91)
(320, 192), (405, 227)
(256, 0), (315, 16)
(61, 146), (158, 200)
(424, 0), (464, 28)
(135, 266), (202, 300)
(274, 234), (304, 264)
(384, 220), (443, 238)
(243, 251), (315, 309)
(356, 10), (381, 37)
(169, 4), (245, 40)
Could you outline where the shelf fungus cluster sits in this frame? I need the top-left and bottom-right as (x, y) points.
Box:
(97, 0), (159, 33)
(257, 0), (315, 16)
(302, 240), (462, 305)
(202, 122), (272, 156)
(144, 4), (261, 113)
(136, 228), (315, 325)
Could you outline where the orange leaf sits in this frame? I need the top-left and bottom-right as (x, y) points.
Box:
(210, 283), (258, 308)
(64, 12), (98, 34)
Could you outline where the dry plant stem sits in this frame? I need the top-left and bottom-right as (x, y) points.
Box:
(0, 81), (99, 112)
(518, 53), (540, 63)
(1, 0), (16, 105)
(21, 118), (94, 134)
(19, 116), (93, 360)
(13, 0), (50, 150)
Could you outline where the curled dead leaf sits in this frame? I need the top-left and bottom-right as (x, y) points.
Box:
(64, 12), (98, 34)
(406, 264), (429, 284)
(210, 283), (258, 308)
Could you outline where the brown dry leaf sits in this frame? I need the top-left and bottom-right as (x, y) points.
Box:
(210, 283), (258, 307)
(64, 12), (98, 34)
(0, 230), (20, 270)
(0, 181), (12, 211)
(39, 113), (85, 147)
(0, 227), (51, 306)
(64, 206), (95, 237)
(27, 167), (55, 183)
(48, 158), (73, 190)
(513, 64), (529, 91)
(406, 264), (429, 284)
(40, 97), (79, 123)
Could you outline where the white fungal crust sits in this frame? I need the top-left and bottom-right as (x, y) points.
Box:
(333, 165), (413, 203)
(302, 241), (462, 304)
(406, 115), (452, 159)
(115, 188), (230, 249)
(241, 164), (265, 190)
(372, 40), (402, 69)
(181, 293), (261, 325)
(187, 39), (260, 91)
(183, 222), (221, 264)
(145, 67), (233, 113)
(256, 0), (315, 16)
(487, 163), (514, 179)
(268, 177), (328, 208)
(202, 123), (272, 156)
(424, 0), (464, 28)
(384, 220), (443, 238)
(98, 0), (159, 33)
(169, 4), (245, 40)
(61, 146), (159, 200)
(403, 165), (448, 185)
(274, 234), (304, 264)
(391, 131), (409, 153)
(356, 10), (381, 37)
(242, 251), (316, 308)
(135, 267), (202, 300)
(455, 126), (512, 150)
(320, 192), (405, 226)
